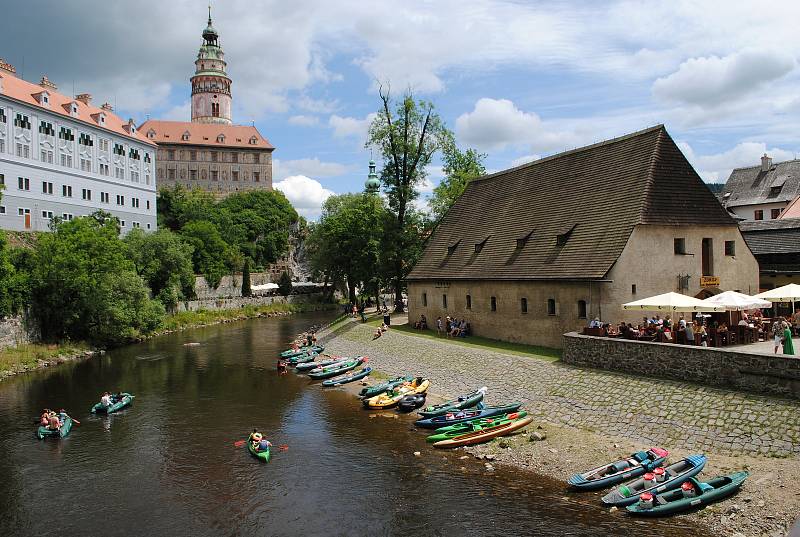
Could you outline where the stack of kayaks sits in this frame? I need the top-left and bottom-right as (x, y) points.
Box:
(287, 352), (319, 365)
(91, 393), (135, 414)
(308, 356), (366, 380)
(568, 449), (748, 516)
(359, 375), (414, 399)
(322, 366), (373, 387)
(417, 387), (486, 418)
(397, 393), (426, 412)
(280, 345), (324, 359)
(414, 403), (522, 429)
(37, 414), (73, 440)
(431, 414), (533, 448)
(363, 377), (430, 409)
(426, 411), (529, 443)
(295, 357), (344, 372)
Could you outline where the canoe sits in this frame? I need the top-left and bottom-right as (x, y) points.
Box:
(287, 352), (319, 365)
(413, 403), (523, 429)
(308, 357), (366, 380)
(601, 455), (707, 506)
(280, 345), (324, 358)
(568, 448), (670, 491)
(426, 411), (529, 443)
(247, 440), (271, 463)
(359, 375), (415, 399)
(37, 414), (73, 440)
(91, 393), (135, 414)
(363, 378), (430, 409)
(397, 394), (426, 412)
(433, 415), (533, 448)
(417, 387), (487, 418)
(626, 471), (749, 516)
(322, 367), (373, 387)
(295, 357), (345, 372)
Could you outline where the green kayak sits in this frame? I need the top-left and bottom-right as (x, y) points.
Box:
(37, 414), (73, 440)
(626, 472), (748, 516)
(426, 411), (528, 443)
(417, 387), (487, 418)
(287, 352), (318, 365)
(308, 357), (365, 380)
(247, 440), (271, 462)
(359, 375), (415, 399)
(91, 393), (135, 414)
(280, 345), (324, 359)
(295, 357), (345, 372)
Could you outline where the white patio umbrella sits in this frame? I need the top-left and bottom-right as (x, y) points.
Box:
(701, 291), (772, 311)
(622, 292), (726, 312)
(754, 283), (800, 302)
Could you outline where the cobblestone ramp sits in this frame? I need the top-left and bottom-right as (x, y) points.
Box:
(322, 323), (800, 456)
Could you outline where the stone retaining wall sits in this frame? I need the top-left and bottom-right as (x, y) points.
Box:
(177, 293), (324, 312)
(0, 315), (37, 350)
(562, 332), (800, 400)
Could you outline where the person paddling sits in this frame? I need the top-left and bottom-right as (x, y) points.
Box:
(248, 430), (271, 452)
(100, 392), (113, 408)
(47, 411), (62, 431)
(40, 409), (51, 427)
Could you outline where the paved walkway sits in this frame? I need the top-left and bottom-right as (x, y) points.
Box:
(322, 321), (800, 456)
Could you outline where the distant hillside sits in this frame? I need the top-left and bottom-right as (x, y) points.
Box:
(705, 182), (725, 194)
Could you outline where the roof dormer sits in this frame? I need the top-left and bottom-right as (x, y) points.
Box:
(147, 128), (156, 139)
(63, 101), (80, 117)
(33, 90), (51, 107)
(182, 130), (191, 141)
(91, 111), (107, 126)
(249, 135), (258, 145)
(217, 133), (226, 143)
(121, 118), (136, 135)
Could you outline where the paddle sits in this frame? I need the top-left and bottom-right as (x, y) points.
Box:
(233, 439), (288, 451)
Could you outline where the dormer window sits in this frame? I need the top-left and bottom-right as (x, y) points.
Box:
(556, 224), (576, 247)
(516, 230), (534, 249)
(147, 129), (156, 139)
(35, 91), (50, 106)
(249, 136), (258, 145)
(474, 236), (490, 253)
(182, 131), (191, 141)
(769, 185), (784, 197)
(69, 102), (79, 117)
(217, 134), (225, 143)
(447, 239), (461, 255)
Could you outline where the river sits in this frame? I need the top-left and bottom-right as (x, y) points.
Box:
(0, 312), (699, 536)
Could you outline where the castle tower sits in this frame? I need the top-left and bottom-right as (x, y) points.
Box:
(191, 7), (232, 125)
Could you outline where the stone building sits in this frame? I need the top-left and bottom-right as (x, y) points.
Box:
(138, 9), (274, 196)
(721, 154), (800, 221)
(407, 125), (759, 348)
(739, 218), (800, 294)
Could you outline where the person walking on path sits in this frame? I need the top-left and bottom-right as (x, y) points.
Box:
(783, 322), (795, 355)
(436, 317), (443, 337)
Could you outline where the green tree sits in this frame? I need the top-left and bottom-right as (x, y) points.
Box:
(241, 258), (252, 297)
(29, 214), (164, 345)
(277, 270), (293, 297)
(180, 220), (230, 288)
(429, 147), (486, 222)
(0, 231), (17, 318)
(367, 87), (453, 311)
(307, 193), (385, 303)
(124, 228), (196, 311)
(157, 185), (216, 231)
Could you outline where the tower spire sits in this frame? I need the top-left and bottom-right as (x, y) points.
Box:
(208, 3), (212, 25)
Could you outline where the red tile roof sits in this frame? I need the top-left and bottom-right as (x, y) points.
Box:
(0, 71), (155, 146)
(138, 119), (274, 150)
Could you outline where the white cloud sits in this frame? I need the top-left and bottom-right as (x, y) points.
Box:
(510, 154), (541, 168)
(677, 141), (796, 183)
(273, 158), (351, 181)
(274, 175), (335, 220)
(158, 101), (191, 122)
(455, 98), (582, 153)
(653, 49), (796, 107)
(329, 113), (377, 141)
(287, 115), (320, 127)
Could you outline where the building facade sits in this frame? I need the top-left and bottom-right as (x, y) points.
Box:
(721, 154), (800, 221)
(407, 126), (759, 348)
(740, 218), (800, 295)
(139, 9), (274, 196)
(0, 60), (157, 233)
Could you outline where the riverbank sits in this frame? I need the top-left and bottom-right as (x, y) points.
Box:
(0, 301), (339, 380)
(317, 316), (800, 537)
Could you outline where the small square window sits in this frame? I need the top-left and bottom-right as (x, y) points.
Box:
(771, 208), (782, 219)
(674, 238), (686, 255)
(754, 210), (764, 220)
(725, 240), (736, 256)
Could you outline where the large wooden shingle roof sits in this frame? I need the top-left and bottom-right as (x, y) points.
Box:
(408, 125), (735, 282)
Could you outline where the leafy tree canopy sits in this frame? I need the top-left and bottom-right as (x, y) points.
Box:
(179, 220), (230, 289)
(429, 147), (486, 222)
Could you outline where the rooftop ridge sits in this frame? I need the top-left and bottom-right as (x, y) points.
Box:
(472, 124), (665, 184)
(729, 158), (800, 173)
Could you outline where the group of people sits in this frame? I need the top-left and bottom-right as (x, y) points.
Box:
(248, 430), (272, 453)
(413, 314), (428, 330)
(437, 316), (469, 338)
(372, 322), (389, 340)
(39, 409), (66, 431)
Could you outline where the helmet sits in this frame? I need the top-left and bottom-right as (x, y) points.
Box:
(252, 432), (263, 441)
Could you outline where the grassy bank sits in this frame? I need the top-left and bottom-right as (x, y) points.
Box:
(0, 342), (91, 376)
(159, 301), (338, 332)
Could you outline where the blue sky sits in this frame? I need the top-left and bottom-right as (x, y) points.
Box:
(4, 0), (800, 218)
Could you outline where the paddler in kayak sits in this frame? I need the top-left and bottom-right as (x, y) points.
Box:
(99, 392), (113, 408)
(46, 410), (62, 431)
(248, 430), (272, 453)
(40, 408), (51, 427)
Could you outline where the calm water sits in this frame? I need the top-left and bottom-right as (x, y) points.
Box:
(0, 312), (699, 536)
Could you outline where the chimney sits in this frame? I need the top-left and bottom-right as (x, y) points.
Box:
(0, 58), (16, 75)
(75, 93), (92, 106)
(101, 102), (114, 112)
(761, 153), (772, 172)
(39, 75), (58, 91)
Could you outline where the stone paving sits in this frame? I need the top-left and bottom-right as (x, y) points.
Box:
(321, 320), (800, 457)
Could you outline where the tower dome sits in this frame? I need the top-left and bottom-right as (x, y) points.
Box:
(365, 160), (380, 194)
(191, 6), (232, 125)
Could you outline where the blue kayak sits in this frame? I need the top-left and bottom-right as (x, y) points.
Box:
(568, 448), (669, 491)
(322, 367), (373, 387)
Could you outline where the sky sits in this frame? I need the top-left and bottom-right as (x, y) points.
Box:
(4, 0), (800, 219)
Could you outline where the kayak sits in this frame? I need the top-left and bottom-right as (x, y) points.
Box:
(626, 472), (749, 516)
(308, 357), (366, 380)
(295, 357), (345, 372)
(37, 414), (73, 440)
(397, 394), (426, 412)
(287, 352), (319, 365)
(91, 393), (135, 414)
(363, 378), (430, 409)
(280, 345), (324, 358)
(568, 448), (670, 491)
(433, 415), (533, 448)
(322, 367), (373, 387)
(602, 455), (707, 506)
(359, 375), (415, 399)
(426, 411), (529, 443)
(247, 440), (271, 463)
(413, 403), (523, 429)
(417, 387), (487, 418)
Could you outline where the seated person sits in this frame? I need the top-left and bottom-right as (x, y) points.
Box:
(40, 409), (51, 427)
(100, 392), (113, 408)
(47, 411), (62, 430)
(588, 317), (602, 328)
(458, 319), (468, 337)
(373, 328), (383, 340)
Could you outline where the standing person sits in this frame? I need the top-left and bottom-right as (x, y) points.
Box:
(783, 321), (795, 355)
(773, 317), (785, 354)
(685, 318), (694, 345)
(436, 316), (443, 337)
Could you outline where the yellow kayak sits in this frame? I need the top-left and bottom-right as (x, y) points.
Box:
(363, 378), (430, 409)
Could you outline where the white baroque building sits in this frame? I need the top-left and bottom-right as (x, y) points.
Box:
(0, 59), (157, 233)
